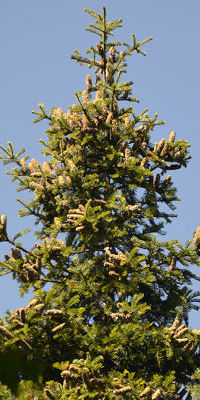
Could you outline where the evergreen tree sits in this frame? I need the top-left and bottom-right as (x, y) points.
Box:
(0, 7), (200, 399)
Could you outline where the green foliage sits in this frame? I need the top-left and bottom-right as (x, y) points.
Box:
(189, 368), (200, 400)
(0, 382), (14, 400)
(0, 6), (199, 400)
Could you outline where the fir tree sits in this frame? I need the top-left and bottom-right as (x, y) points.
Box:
(0, 6), (200, 400)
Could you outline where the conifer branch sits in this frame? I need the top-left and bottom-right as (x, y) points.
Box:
(70, 54), (99, 68)
(7, 237), (35, 258)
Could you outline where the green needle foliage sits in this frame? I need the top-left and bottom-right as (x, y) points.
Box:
(0, 6), (200, 400)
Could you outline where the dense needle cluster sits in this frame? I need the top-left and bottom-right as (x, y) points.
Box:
(0, 7), (200, 400)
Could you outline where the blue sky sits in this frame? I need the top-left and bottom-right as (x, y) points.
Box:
(0, 0), (200, 327)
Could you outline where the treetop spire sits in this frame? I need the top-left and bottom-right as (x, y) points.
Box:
(72, 6), (152, 88)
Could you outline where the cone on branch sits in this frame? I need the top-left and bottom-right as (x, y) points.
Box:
(168, 257), (176, 272)
(109, 46), (116, 63)
(140, 386), (151, 397)
(169, 130), (176, 143)
(173, 327), (188, 339)
(42, 161), (52, 174)
(157, 138), (166, 154)
(46, 309), (64, 317)
(113, 386), (132, 394)
(82, 90), (89, 105)
(168, 317), (180, 332)
(165, 174), (171, 182)
(10, 248), (22, 259)
(193, 226), (200, 248)
(151, 389), (161, 399)
(153, 174), (160, 189)
(20, 158), (27, 171)
(0, 214), (7, 241)
(52, 323), (66, 333)
(86, 74), (92, 89)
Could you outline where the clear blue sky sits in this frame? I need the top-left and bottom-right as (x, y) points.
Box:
(0, 0), (200, 327)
